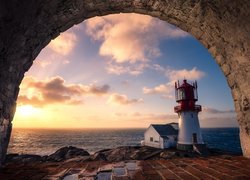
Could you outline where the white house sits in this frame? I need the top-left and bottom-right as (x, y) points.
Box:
(142, 123), (178, 149)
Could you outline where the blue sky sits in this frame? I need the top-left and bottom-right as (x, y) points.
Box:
(14, 13), (237, 129)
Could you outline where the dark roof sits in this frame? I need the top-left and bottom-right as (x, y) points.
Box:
(151, 124), (178, 137)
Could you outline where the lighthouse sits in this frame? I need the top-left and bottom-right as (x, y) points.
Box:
(174, 79), (204, 151)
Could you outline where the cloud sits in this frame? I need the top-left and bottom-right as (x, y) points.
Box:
(202, 107), (235, 114)
(48, 31), (77, 55)
(114, 111), (177, 123)
(151, 64), (165, 72)
(121, 80), (130, 86)
(28, 30), (77, 81)
(18, 76), (110, 107)
(143, 82), (173, 95)
(199, 107), (237, 127)
(17, 94), (81, 107)
(34, 60), (52, 68)
(31, 31), (76, 71)
(112, 111), (178, 128)
(200, 116), (238, 128)
(143, 67), (205, 98)
(107, 93), (143, 105)
(166, 67), (205, 81)
(131, 112), (178, 123)
(143, 83), (174, 99)
(115, 112), (128, 117)
(34, 54), (71, 70)
(106, 62), (148, 75)
(86, 13), (189, 75)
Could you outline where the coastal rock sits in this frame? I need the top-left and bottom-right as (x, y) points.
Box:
(5, 146), (236, 165)
(64, 156), (90, 163)
(90, 151), (107, 161)
(104, 146), (135, 161)
(6, 154), (42, 163)
(129, 146), (163, 160)
(46, 146), (89, 162)
(160, 151), (176, 159)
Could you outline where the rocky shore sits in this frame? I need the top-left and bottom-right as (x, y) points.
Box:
(0, 146), (248, 180)
(5, 145), (238, 164)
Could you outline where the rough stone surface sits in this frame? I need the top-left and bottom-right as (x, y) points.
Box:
(6, 145), (239, 164)
(0, 0), (249, 164)
(91, 146), (162, 161)
(160, 151), (177, 159)
(4, 145), (240, 163)
(1, 155), (250, 179)
(45, 146), (90, 162)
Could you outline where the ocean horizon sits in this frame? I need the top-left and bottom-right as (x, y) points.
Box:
(8, 127), (242, 156)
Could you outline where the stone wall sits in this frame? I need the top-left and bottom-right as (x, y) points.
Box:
(0, 0), (249, 165)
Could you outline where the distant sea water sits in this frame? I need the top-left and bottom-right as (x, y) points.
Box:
(8, 128), (242, 155)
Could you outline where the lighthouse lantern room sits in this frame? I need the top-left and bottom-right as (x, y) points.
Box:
(174, 79), (204, 151)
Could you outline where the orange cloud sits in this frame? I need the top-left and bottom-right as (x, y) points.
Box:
(17, 94), (81, 107)
(143, 67), (205, 98)
(143, 83), (173, 95)
(33, 52), (71, 71)
(143, 82), (174, 99)
(48, 31), (77, 55)
(166, 67), (205, 81)
(18, 76), (110, 107)
(32, 30), (75, 71)
(133, 113), (177, 122)
(107, 93), (143, 105)
(86, 13), (189, 75)
(86, 14), (154, 63)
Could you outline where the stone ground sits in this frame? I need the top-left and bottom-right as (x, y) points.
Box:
(1, 155), (250, 179)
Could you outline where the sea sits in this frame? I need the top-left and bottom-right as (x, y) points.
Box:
(8, 128), (242, 155)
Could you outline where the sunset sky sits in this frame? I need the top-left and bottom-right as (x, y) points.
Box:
(13, 13), (237, 129)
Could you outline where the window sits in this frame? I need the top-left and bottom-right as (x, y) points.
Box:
(179, 89), (186, 99)
(150, 137), (153, 142)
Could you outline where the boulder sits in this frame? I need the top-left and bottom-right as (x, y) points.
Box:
(90, 152), (107, 161)
(130, 146), (162, 160)
(46, 146), (89, 162)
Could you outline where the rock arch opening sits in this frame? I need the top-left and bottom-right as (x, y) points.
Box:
(0, 0), (249, 164)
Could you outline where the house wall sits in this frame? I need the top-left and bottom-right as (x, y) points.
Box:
(159, 137), (164, 149)
(144, 126), (162, 149)
(163, 135), (177, 148)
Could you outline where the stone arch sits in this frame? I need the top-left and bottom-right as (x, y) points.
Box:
(0, 0), (249, 164)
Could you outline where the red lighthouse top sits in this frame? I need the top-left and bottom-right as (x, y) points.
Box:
(174, 79), (201, 113)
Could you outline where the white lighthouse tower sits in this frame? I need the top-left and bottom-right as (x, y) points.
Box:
(174, 79), (204, 150)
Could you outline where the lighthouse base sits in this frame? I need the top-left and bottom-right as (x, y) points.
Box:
(177, 143), (193, 151)
(177, 143), (207, 152)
